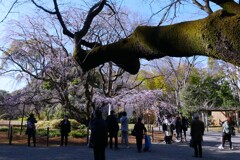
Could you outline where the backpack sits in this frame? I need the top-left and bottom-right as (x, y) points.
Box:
(27, 120), (33, 129)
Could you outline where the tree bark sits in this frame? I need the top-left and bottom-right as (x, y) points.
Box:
(74, 0), (240, 74)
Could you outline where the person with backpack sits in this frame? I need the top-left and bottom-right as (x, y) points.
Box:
(106, 110), (119, 149)
(26, 113), (37, 147)
(59, 115), (71, 146)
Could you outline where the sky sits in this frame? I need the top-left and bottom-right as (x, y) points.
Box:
(0, 0), (224, 92)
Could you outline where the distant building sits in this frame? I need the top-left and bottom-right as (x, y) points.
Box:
(204, 108), (239, 126)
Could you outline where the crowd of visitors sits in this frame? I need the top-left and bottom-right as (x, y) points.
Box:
(23, 111), (237, 160)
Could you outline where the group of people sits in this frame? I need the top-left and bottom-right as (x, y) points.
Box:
(162, 114), (189, 144)
(90, 109), (147, 160)
(162, 113), (237, 158)
(26, 114), (71, 147)
(190, 114), (236, 158)
(162, 113), (204, 158)
(25, 111), (236, 159)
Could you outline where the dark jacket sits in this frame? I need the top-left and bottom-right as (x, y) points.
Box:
(59, 120), (71, 135)
(26, 116), (37, 134)
(182, 117), (188, 131)
(106, 114), (119, 133)
(175, 117), (182, 131)
(90, 117), (108, 148)
(134, 122), (147, 138)
(191, 119), (204, 141)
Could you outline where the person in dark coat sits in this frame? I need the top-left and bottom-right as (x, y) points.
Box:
(26, 113), (37, 147)
(182, 116), (188, 141)
(59, 115), (71, 146)
(106, 110), (119, 149)
(90, 109), (108, 160)
(175, 116), (182, 141)
(191, 113), (205, 158)
(133, 117), (147, 152)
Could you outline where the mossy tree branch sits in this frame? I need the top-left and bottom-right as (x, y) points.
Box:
(74, 0), (240, 74)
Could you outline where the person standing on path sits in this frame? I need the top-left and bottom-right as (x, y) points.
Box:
(26, 113), (37, 147)
(190, 113), (204, 158)
(133, 117), (147, 152)
(182, 116), (189, 141)
(106, 110), (119, 149)
(163, 115), (173, 144)
(59, 115), (71, 146)
(218, 116), (234, 150)
(175, 116), (182, 141)
(120, 111), (129, 148)
(90, 109), (108, 160)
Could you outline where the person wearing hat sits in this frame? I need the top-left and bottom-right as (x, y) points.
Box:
(190, 113), (204, 158)
(59, 115), (71, 146)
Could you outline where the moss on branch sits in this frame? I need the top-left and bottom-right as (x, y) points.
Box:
(74, 1), (240, 74)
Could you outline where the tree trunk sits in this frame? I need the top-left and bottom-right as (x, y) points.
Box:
(74, 1), (240, 74)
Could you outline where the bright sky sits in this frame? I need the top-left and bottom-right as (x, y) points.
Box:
(0, 0), (225, 92)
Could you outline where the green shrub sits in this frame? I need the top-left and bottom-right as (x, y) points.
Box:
(69, 119), (80, 130)
(48, 130), (61, 137)
(17, 117), (28, 121)
(50, 119), (62, 129)
(37, 129), (48, 137)
(69, 130), (87, 138)
(37, 128), (60, 137)
(0, 127), (9, 132)
(78, 124), (87, 130)
(36, 121), (51, 129)
(35, 119), (82, 130)
(129, 116), (137, 124)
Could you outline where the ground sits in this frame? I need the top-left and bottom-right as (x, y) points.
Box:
(0, 130), (164, 146)
(0, 130), (240, 160)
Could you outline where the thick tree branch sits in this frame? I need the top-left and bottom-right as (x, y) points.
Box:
(74, 1), (240, 74)
(74, 0), (106, 45)
(210, 0), (240, 14)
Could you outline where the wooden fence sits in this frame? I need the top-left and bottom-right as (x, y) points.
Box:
(0, 120), (164, 146)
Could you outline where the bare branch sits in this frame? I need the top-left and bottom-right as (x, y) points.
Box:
(0, 0), (18, 23)
(52, 0), (74, 38)
(75, 0), (107, 45)
(31, 0), (56, 14)
(192, 0), (213, 15)
(31, 0), (74, 38)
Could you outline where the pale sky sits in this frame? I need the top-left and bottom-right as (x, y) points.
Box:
(0, 0), (221, 92)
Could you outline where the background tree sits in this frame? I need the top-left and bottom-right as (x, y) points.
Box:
(180, 67), (240, 115)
